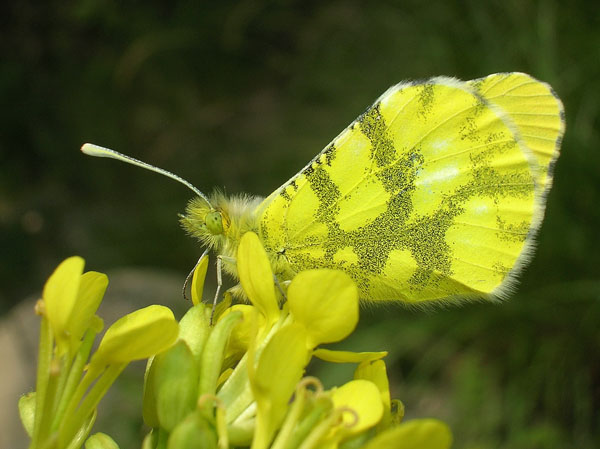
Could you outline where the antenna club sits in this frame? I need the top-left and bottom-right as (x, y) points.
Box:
(81, 143), (96, 154)
(79, 142), (213, 208)
(81, 143), (111, 157)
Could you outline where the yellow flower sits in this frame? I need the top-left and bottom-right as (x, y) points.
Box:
(133, 233), (453, 449)
(224, 232), (365, 449)
(43, 256), (107, 355)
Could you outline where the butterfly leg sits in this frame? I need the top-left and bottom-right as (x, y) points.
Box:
(273, 275), (288, 301)
(211, 255), (224, 324)
(211, 255), (237, 322)
(182, 247), (210, 301)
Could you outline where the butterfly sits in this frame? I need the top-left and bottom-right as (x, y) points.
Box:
(83, 72), (564, 305)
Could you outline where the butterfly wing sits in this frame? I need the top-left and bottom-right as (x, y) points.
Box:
(467, 72), (564, 194)
(258, 74), (564, 304)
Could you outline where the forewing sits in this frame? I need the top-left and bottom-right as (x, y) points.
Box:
(259, 75), (561, 304)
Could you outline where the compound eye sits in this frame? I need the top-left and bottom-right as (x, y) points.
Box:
(205, 211), (224, 235)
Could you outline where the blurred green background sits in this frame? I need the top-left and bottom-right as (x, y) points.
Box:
(2, 1), (599, 448)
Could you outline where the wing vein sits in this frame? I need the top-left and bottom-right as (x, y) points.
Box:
(493, 80), (539, 95)
(520, 134), (557, 141)
(453, 220), (528, 234)
(425, 139), (515, 165)
(450, 257), (506, 272)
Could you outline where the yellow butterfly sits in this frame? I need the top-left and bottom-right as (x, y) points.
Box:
(83, 72), (564, 305)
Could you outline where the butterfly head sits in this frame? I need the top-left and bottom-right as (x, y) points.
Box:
(205, 210), (225, 235)
(179, 196), (232, 243)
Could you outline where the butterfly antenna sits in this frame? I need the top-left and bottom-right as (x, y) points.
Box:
(81, 143), (212, 207)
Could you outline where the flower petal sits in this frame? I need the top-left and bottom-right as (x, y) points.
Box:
(237, 232), (279, 325)
(354, 360), (391, 428)
(43, 256), (85, 349)
(68, 271), (108, 351)
(91, 305), (179, 366)
(252, 323), (310, 449)
(330, 379), (383, 435)
(313, 349), (387, 364)
(287, 270), (358, 348)
(219, 304), (264, 359)
(191, 255), (209, 306)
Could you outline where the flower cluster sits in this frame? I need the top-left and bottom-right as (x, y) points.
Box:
(19, 257), (179, 449)
(20, 233), (452, 449)
(140, 232), (452, 449)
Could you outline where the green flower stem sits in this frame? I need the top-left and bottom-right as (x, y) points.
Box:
(56, 365), (104, 447)
(227, 418), (255, 447)
(155, 428), (169, 449)
(51, 328), (98, 430)
(199, 311), (242, 397)
(52, 353), (74, 419)
(60, 363), (126, 447)
(64, 410), (96, 449)
(284, 399), (331, 449)
(31, 314), (53, 449)
(217, 354), (254, 423)
(36, 357), (63, 445)
(296, 412), (339, 449)
(270, 385), (306, 449)
(216, 405), (229, 449)
(218, 317), (286, 422)
(59, 363), (101, 440)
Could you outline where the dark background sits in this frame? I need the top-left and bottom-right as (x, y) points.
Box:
(2, 1), (599, 448)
